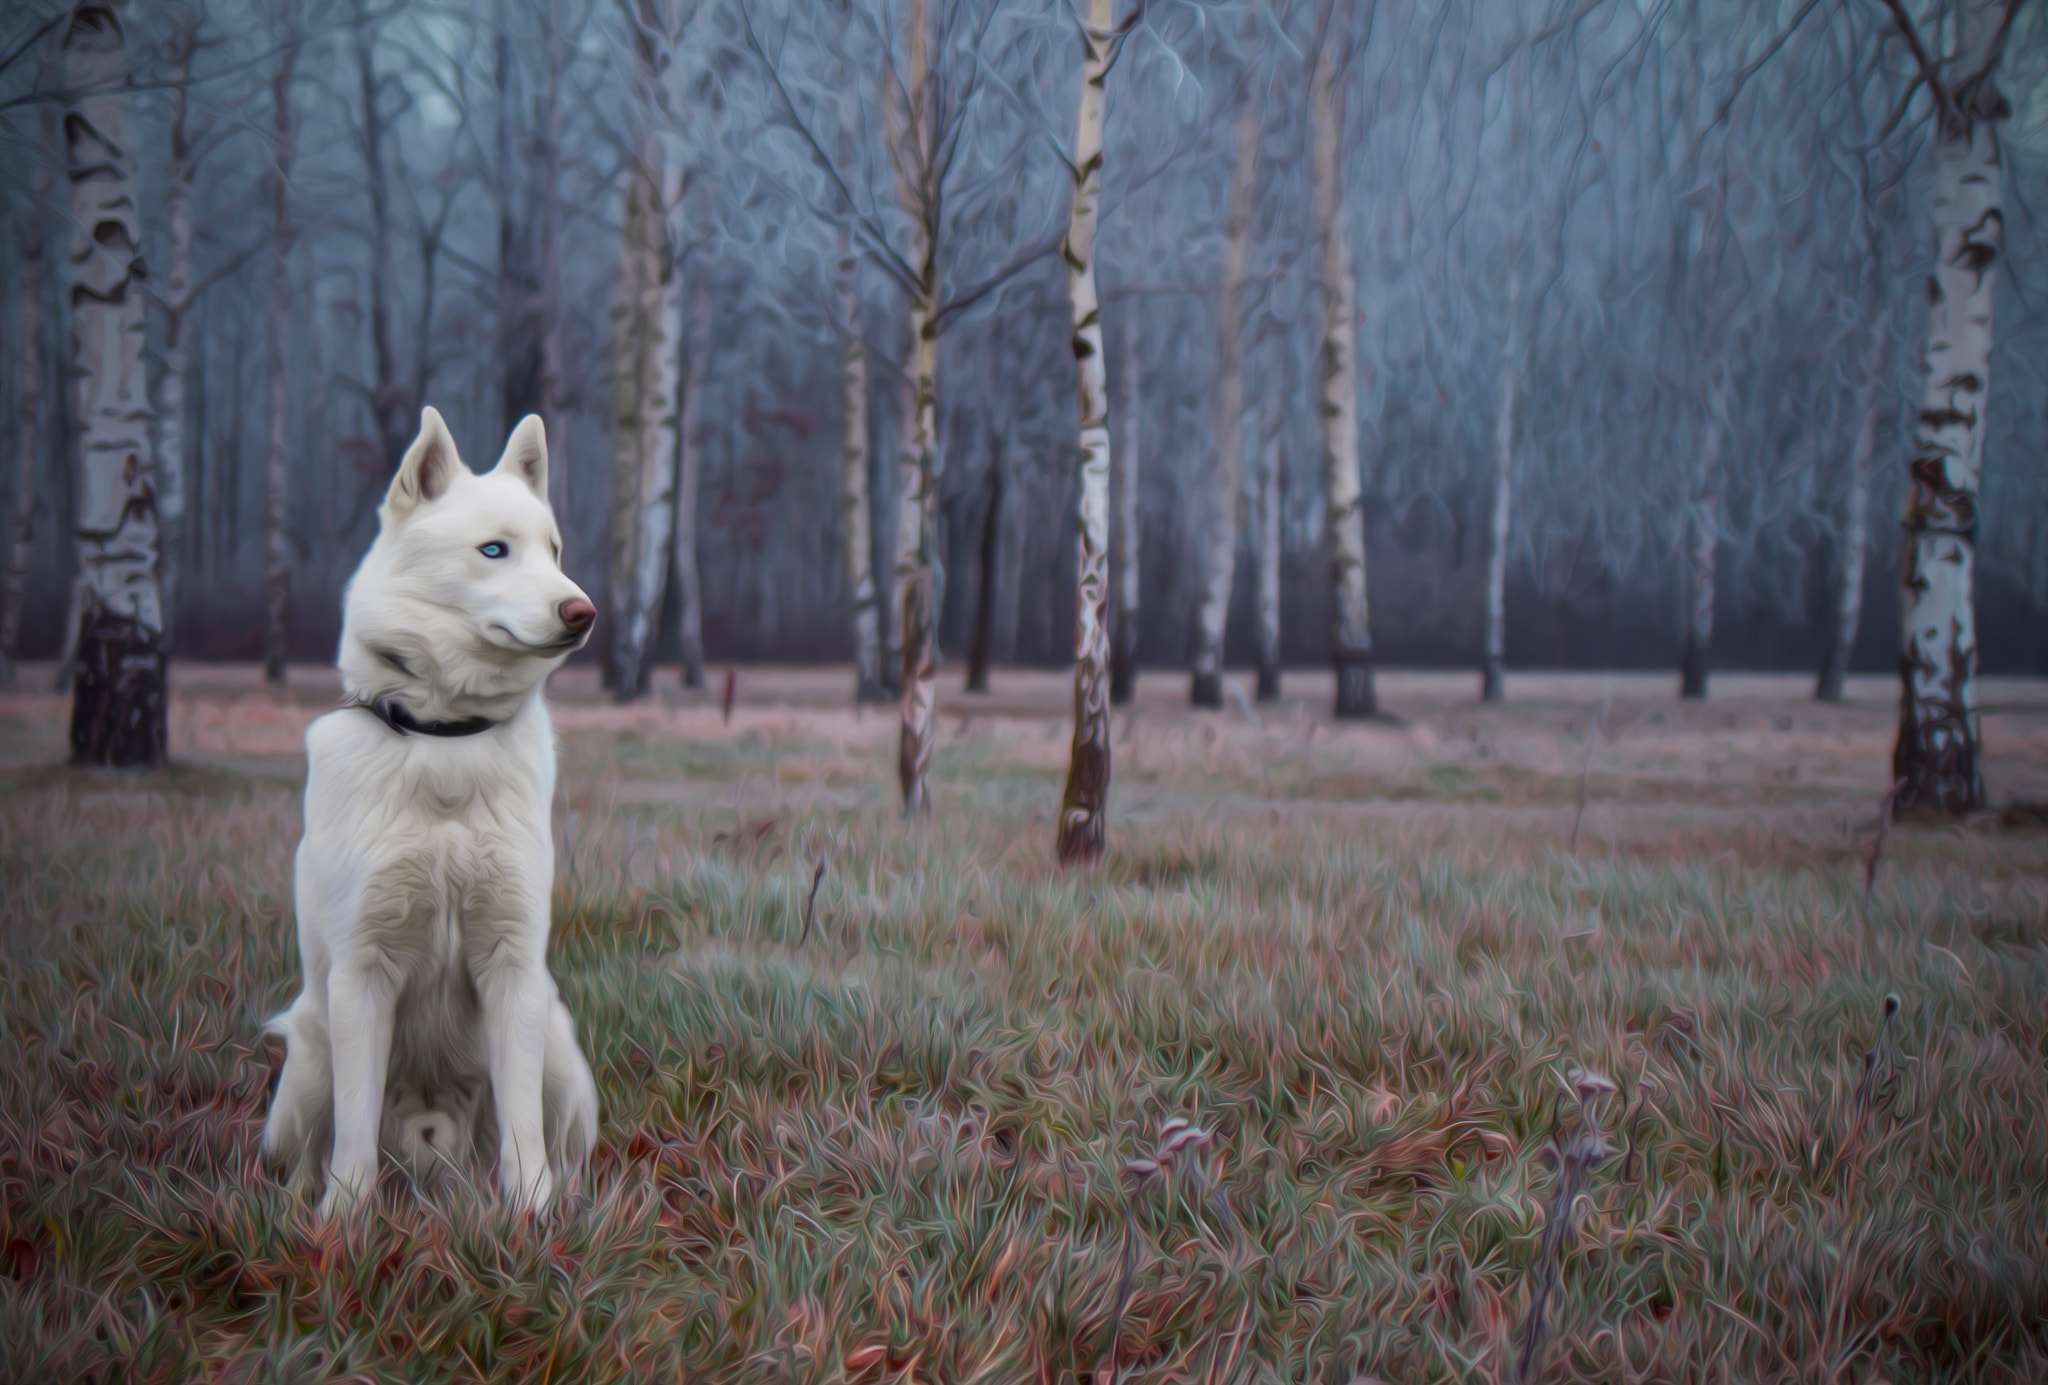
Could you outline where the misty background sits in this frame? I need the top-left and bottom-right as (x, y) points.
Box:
(2, 0), (2046, 683)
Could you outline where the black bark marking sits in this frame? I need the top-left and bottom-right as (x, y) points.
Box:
(1919, 406), (1974, 429)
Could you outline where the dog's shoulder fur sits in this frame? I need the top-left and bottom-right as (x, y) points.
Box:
(264, 408), (599, 1216)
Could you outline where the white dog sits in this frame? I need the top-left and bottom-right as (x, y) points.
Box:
(263, 407), (599, 1216)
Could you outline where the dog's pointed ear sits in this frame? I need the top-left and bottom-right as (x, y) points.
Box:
(384, 407), (466, 521)
(493, 415), (549, 499)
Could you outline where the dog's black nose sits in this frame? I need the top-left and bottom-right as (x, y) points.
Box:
(559, 598), (596, 633)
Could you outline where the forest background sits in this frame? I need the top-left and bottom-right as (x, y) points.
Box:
(1, 0), (2045, 738)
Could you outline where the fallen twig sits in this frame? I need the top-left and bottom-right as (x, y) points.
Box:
(1864, 779), (1908, 899)
(798, 855), (828, 945)
(1517, 1069), (1616, 1385)
(1854, 992), (1900, 1114)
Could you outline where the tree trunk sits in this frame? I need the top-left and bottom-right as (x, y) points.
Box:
(63, 0), (165, 767)
(887, 0), (938, 815)
(1255, 434), (1281, 701)
(1817, 326), (1884, 703)
(894, 296), (938, 813)
(1678, 374), (1724, 701)
(263, 29), (296, 687)
(1894, 98), (2004, 813)
(1481, 266), (1519, 703)
(879, 405), (904, 700)
(672, 278), (708, 688)
(537, 0), (567, 518)
(606, 152), (681, 700)
(1, 96), (51, 685)
(1054, 0), (1115, 866)
(966, 446), (1001, 693)
(1311, 10), (1374, 718)
(352, 4), (408, 481)
(494, 22), (543, 441)
(1109, 330), (1140, 704)
(157, 22), (197, 654)
(838, 255), (885, 703)
(1192, 97), (1259, 709)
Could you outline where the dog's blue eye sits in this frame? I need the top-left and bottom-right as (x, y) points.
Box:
(478, 541), (509, 559)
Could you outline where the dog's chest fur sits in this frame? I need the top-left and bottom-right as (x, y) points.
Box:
(305, 700), (556, 968)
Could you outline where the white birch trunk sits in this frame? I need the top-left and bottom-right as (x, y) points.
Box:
(1818, 324), (1885, 703)
(263, 29), (296, 686)
(1895, 98), (2003, 811)
(838, 254), (884, 703)
(1054, 0), (1115, 866)
(1109, 330), (1140, 704)
(1192, 97), (1260, 709)
(63, 0), (165, 765)
(887, 0), (939, 815)
(1255, 434), (1281, 701)
(606, 152), (681, 700)
(1311, 17), (1374, 718)
(1, 97), (52, 683)
(672, 278), (708, 688)
(894, 300), (938, 813)
(1481, 266), (1519, 703)
(1678, 373), (1725, 700)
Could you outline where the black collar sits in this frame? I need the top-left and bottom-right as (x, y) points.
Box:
(352, 698), (501, 738)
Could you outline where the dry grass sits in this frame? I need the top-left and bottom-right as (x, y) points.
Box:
(3, 664), (2047, 1384)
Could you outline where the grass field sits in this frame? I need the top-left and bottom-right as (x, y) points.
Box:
(3, 663), (2047, 1384)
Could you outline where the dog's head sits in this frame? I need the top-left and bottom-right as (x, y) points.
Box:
(338, 408), (595, 719)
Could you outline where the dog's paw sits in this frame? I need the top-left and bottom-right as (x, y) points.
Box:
(504, 1166), (554, 1215)
(318, 1166), (374, 1220)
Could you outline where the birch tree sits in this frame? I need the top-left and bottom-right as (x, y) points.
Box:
(605, 0), (685, 700)
(885, 0), (939, 811)
(1878, 0), (2021, 814)
(964, 397), (1001, 693)
(1191, 93), (1258, 709)
(1477, 21), (1530, 704)
(741, 0), (1064, 808)
(1678, 369), (1726, 701)
(533, 0), (570, 516)
(1254, 432), (1281, 700)
(1479, 25), (1535, 704)
(1109, 328), (1139, 704)
(1816, 320), (1886, 702)
(262, 9), (296, 684)
(671, 277), (708, 688)
(349, 0), (411, 480)
(62, 0), (165, 766)
(1053, 0), (1116, 865)
(1480, 265), (1518, 702)
(837, 250), (885, 702)
(1310, 0), (1374, 718)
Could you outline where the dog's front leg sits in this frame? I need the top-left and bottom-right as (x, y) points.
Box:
(473, 943), (553, 1210)
(323, 962), (397, 1217)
